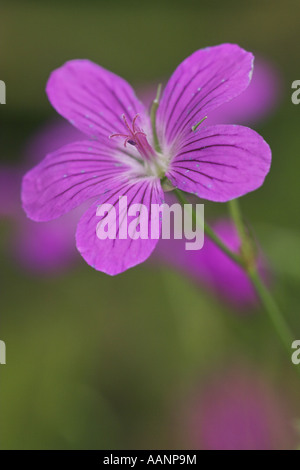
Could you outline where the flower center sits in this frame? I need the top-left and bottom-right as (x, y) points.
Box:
(110, 114), (156, 162)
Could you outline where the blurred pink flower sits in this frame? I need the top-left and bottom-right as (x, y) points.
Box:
(0, 120), (84, 273)
(13, 208), (80, 273)
(185, 369), (296, 450)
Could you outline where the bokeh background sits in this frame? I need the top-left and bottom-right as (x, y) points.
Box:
(1, 0), (300, 450)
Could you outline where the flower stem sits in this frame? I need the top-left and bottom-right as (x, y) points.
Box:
(228, 198), (248, 248)
(227, 197), (294, 355)
(174, 189), (242, 266)
(174, 188), (295, 360)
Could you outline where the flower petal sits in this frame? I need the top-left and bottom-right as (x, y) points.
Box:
(76, 178), (163, 275)
(22, 140), (143, 221)
(46, 59), (151, 141)
(166, 125), (271, 202)
(157, 44), (254, 151)
(206, 58), (281, 126)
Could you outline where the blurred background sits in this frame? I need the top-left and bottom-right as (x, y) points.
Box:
(1, 0), (300, 450)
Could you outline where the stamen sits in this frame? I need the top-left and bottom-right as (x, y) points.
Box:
(192, 116), (207, 132)
(150, 83), (162, 153)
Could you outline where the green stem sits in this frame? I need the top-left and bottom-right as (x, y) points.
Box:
(228, 198), (253, 264)
(228, 197), (294, 354)
(174, 189), (242, 266)
(228, 198), (248, 248)
(174, 188), (295, 360)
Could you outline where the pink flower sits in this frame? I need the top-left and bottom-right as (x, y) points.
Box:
(21, 44), (271, 275)
(184, 369), (296, 450)
(0, 121), (84, 273)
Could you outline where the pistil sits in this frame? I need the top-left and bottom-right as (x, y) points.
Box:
(110, 114), (156, 161)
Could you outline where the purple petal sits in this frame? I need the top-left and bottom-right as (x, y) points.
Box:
(139, 58), (280, 129)
(22, 140), (142, 221)
(207, 58), (281, 126)
(157, 44), (254, 151)
(76, 178), (163, 275)
(46, 59), (151, 142)
(166, 125), (271, 202)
